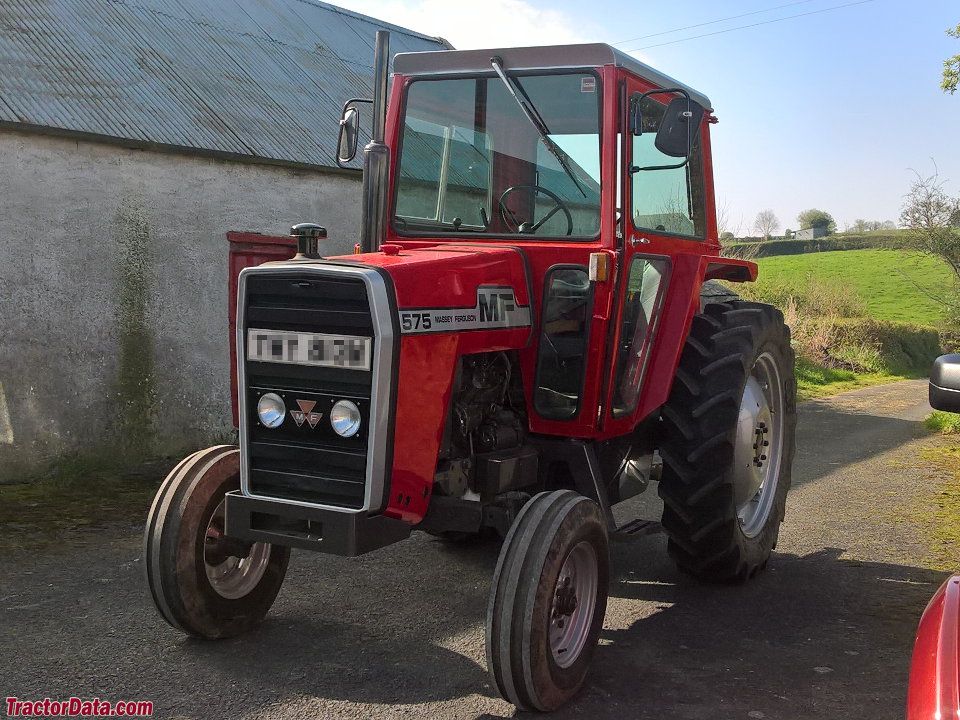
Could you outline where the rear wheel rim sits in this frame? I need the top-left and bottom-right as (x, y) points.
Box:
(204, 499), (271, 599)
(549, 540), (598, 669)
(732, 351), (784, 538)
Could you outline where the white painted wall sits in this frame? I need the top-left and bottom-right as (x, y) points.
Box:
(0, 129), (361, 480)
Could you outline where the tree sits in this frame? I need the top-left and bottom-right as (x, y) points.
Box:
(851, 219), (894, 232)
(900, 170), (960, 320)
(797, 208), (836, 234)
(753, 209), (779, 240)
(716, 198), (743, 239)
(943, 24), (960, 94)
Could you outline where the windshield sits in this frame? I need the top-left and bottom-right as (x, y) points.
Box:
(393, 72), (602, 239)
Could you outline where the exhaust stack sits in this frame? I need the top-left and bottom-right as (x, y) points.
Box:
(360, 31), (390, 254)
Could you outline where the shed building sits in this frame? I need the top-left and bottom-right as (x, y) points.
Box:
(0, 0), (448, 479)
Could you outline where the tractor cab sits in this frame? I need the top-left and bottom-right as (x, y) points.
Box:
(339, 44), (751, 443)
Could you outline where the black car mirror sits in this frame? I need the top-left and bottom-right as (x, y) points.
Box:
(655, 95), (704, 158)
(930, 354), (960, 413)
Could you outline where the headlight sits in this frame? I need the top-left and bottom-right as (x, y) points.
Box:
(330, 400), (361, 437)
(257, 393), (286, 429)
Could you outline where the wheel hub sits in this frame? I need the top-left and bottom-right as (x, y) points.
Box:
(752, 421), (770, 468)
(554, 576), (579, 619)
(204, 520), (255, 566)
(203, 499), (272, 600)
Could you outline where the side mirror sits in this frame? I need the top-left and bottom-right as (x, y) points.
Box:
(337, 104), (361, 166)
(655, 96), (704, 159)
(629, 88), (704, 173)
(930, 354), (960, 413)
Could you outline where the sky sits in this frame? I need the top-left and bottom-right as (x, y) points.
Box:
(333, 0), (959, 236)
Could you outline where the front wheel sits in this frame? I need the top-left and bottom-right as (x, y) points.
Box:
(144, 445), (290, 638)
(486, 490), (609, 711)
(658, 301), (797, 582)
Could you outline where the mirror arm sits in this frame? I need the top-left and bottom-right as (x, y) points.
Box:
(629, 159), (689, 173)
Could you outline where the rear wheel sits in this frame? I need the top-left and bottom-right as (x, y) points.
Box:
(486, 490), (609, 711)
(658, 301), (796, 582)
(144, 445), (290, 638)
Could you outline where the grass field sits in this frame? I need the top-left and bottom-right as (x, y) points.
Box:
(754, 249), (951, 325)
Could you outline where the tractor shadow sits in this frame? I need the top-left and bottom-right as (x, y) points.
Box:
(552, 544), (950, 720)
(163, 538), (949, 720)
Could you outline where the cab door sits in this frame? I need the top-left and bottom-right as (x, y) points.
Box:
(602, 74), (712, 436)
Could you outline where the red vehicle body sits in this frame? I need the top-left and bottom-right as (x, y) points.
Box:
(147, 38), (796, 712)
(228, 243), (754, 524)
(908, 575), (960, 719)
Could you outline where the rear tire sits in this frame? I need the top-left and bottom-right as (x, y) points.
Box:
(658, 301), (796, 582)
(144, 445), (290, 638)
(486, 490), (609, 711)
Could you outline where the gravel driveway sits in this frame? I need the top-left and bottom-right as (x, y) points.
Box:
(0, 379), (950, 719)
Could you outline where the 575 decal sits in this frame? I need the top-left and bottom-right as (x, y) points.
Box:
(399, 286), (531, 335)
(401, 312), (433, 331)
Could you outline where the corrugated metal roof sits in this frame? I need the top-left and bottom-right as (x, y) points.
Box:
(0, 0), (450, 169)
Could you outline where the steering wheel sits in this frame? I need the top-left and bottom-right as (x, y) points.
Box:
(497, 185), (573, 236)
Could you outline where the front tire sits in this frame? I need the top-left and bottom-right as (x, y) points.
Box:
(144, 445), (290, 638)
(658, 301), (796, 582)
(486, 490), (609, 711)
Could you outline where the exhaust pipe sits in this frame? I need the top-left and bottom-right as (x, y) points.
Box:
(360, 31), (391, 254)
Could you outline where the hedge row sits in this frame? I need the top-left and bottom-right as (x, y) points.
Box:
(725, 233), (908, 258)
(828, 318), (941, 375)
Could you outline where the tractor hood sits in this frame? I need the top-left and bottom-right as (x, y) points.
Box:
(328, 244), (534, 341)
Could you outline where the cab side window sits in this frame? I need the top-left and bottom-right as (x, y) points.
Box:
(535, 267), (592, 420)
(630, 94), (706, 239)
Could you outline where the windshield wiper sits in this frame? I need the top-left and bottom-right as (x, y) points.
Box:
(489, 56), (587, 199)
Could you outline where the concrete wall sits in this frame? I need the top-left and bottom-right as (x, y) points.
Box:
(0, 129), (361, 480)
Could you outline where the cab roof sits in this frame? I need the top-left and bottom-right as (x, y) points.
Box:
(392, 43), (712, 111)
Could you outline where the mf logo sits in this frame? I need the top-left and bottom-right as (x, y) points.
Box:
(291, 399), (323, 429)
(478, 292), (516, 322)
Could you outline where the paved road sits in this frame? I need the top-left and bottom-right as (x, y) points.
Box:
(0, 380), (951, 719)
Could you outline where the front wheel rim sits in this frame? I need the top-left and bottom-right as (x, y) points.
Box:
(549, 540), (599, 669)
(732, 351), (785, 538)
(204, 499), (271, 599)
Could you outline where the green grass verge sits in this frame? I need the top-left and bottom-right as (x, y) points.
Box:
(917, 444), (960, 570)
(925, 411), (960, 434)
(795, 358), (911, 401)
(755, 249), (952, 325)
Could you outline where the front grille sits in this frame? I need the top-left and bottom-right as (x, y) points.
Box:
(240, 270), (382, 510)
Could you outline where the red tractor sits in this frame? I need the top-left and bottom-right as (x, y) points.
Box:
(145, 34), (796, 711)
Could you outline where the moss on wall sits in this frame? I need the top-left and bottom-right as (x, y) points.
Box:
(113, 196), (157, 459)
